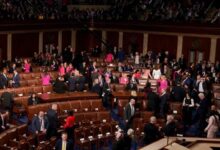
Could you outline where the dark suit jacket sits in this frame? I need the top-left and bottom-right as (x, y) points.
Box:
(147, 91), (159, 112)
(1, 92), (14, 110)
(124, 103), (135, 122)
(0, 73), (8, 89)
(28, 97), (40, 105)
(171, 85), (186, 102)
(55, 139), (73, 150)
(31, 116), (49, 133)
(53, 79), (66, 93)
(12, 74), (20, 88)
(144, 123), (160, 144)
(47, 109), (58, 129)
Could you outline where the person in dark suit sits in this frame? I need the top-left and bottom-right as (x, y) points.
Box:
(162, 114), (177, 136)
(47, 104), (59, 138)
(11, 69), (20, 88)
(159, 89), (169, 118)
(68, 69), (85, 92)
(171, 82), (186, 102)
(28, 93), (40, 105)
(31, 111), (49, 134)
(53, 76), (66, 93)
(91, 78), (102, 96)
(55, 132), (73, 150)
(194, 93), (210, 136)
(102, 77), (112, 108)
(0, 68), (8, 89)
(147, 89), (160, 115)
(144, 116), (161, 145)
(124, 98), (136, 130)
(1, 91), (14, 111)
(112, 130), (125, 150)
(0, 111), (10, 133)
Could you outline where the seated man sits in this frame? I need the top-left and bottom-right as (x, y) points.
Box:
(68, 69), (85, 92)
(55, 132), (73, 150)
(31, 111), (49, 135)
(53, 76), (67, 93)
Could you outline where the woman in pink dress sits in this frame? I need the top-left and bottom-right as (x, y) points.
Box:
(66, 63), (74, 73)
(59, 63), (65, 76)
(23, 59), (31, 73)
(41, 72), (51, 86)
(105, 52), (114, 63)
(158, 75), (168, 94)
(119, 73), (129, 85)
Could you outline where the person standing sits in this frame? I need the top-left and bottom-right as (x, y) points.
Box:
(204, 111), (219, 138)
(124, 98), (136, 130)
(55, 132), (73, 150)
(47, 104), (59, 138)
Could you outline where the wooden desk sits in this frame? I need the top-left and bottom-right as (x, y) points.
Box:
(40, 92), (99, 102)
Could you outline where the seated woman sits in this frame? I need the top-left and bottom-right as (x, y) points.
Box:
(105, 52), (114, 63)
(23, 59), (31, 73)
(119, 73), (129, 85)
(157, 75), (168, 94)
(142, 67), (152, 79)
(41, 71), (51, 86)
(28, 93), (40, 105)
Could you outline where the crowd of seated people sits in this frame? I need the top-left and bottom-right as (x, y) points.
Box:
(1, 0), (220, 24)
(0, 42), (220, 149)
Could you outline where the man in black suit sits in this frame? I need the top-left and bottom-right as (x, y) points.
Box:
(159, 89), (169, 118)
(11, 69), (20, 88)
(1, 91), (14, 111)
(53, 76), (66, 93)
(147, 89), (159, 115)
(31, 111), (49, 134)
(68, 69), (85, 92)
(91, 78), (102, 96)
(0, 68), (8, 89)
(144, 116), (161, 145)
(124, 98), (136, 130)
(47, 104), (59, 138)
(171, 82), (186, 102)
(55, 132), (73, 150)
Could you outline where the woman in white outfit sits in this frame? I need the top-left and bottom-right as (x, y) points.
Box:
(204, 111), (219, 138)
(152, 65), (161, 80)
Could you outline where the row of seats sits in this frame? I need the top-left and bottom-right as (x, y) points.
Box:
(0, 85), (53, 98)
(74, 122), (118, 150)
(27, 99), (105, 120)
(0, 124), (57, 150)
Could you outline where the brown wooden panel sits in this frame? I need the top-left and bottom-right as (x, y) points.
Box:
(76, 30), (102, 52)
(123, 32), (143, 54)
(0, 34), (7, 60)
(216, 39), (220, 62)
(12, 33), (39, 59)
(106, 31), (119, 49)
(148, 34), (177, 59)
(182, 36), (210, 62)
(62, 30), (71, 49)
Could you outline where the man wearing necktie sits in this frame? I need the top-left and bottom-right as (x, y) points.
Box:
(0, 68), (8, 89)
(124, 98), (136, 130)
(55, 132), (73, 150)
